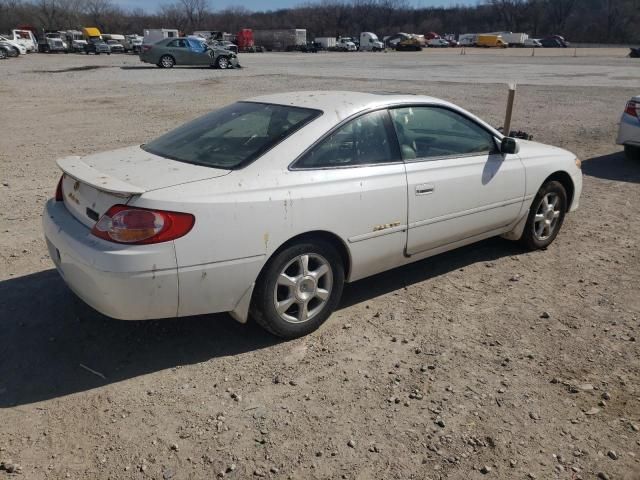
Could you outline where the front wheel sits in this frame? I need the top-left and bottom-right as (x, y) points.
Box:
(251, 241), (345, 339)
(624, 144), (640, 161)
(519, 180), (567, 250)
(215, 55), (229, 69)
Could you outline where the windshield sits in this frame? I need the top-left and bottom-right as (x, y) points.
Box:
(142, 102), (322, 169)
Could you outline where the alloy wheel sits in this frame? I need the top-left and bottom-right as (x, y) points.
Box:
(273, 253), (333, 324)
(533, 193), (561, 241)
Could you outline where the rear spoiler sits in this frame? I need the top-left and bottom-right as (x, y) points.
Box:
(57, 156), (146, 195)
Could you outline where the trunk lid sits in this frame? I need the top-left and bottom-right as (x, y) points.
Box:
(57, 145), (230, 228)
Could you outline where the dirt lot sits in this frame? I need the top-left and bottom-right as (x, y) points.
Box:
(1, 50), (639, 480)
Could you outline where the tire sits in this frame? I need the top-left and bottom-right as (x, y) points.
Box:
(159, 54), (174, 68)
(0, 49), (6, 60)
(251, 240), (345, 339)
(519, 180), (567, 250)
(624, 144), (640, 161)
(215, 55), (229, 69)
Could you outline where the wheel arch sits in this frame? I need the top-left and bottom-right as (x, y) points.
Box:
(543, 171), (574, 209)
(268, 230), (352, 281)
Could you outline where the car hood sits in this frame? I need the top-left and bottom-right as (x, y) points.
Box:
(516, 139), (574, 158)
(57, 145), (231, 194)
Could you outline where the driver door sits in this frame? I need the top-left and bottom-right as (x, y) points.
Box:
(390, 106), (525, 256)
(186, 38), (212, 65)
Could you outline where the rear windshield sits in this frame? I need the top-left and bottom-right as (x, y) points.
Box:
(142, 102), (322, 169)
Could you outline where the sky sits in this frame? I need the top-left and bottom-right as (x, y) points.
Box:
(113, 0), (477, 14)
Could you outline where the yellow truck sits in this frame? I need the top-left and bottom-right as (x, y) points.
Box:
(82, 27), (101, 41)
(476, 34), (508, 48)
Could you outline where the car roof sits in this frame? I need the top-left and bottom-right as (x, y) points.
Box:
(246, 91), (447, 120)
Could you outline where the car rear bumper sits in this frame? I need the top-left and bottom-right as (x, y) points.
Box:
(617, 113), (640, 146)
(42, 199), (179, 320)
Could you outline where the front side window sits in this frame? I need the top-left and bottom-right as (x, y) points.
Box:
(295, 110), (398, 169)
(390, 106), (496, 160)
(187, 38), (206, 51)
(143, 102), (321, 169)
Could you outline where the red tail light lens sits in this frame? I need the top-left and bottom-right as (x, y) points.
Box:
(91, 205), (195, 245)
(142, 45), (152, 52)
(625, 100), (638, 118)
(55, 175), (64, 201)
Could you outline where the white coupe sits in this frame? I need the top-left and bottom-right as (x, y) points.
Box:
(43, 92), (583, 338)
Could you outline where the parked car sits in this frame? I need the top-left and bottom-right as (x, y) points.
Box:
(84, 39), (111, 55)
(139, 37), (238, 69)
(628, 47), (639, 58)
(540, 36), (569, 48)
(427, 38), (450, 48)
(106, 39), (125, 53)
(0, 35), (27, 55)
(524, 38), (542, 48)
(617, 96), (640, 160)
(0, 39), (20, 57)
(43, 91), (583, 338)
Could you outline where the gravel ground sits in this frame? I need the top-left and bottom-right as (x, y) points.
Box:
(0, 51), (639, 480)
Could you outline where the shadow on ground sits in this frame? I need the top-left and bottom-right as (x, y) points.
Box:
(582, 150), (640, 183)
(0, 237), (521, 407)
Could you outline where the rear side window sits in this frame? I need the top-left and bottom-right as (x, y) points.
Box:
(294, 110), (399, 168)
(142, 102), (321, 169)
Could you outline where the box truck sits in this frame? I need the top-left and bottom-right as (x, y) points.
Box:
(252, 29), (306, 51)
(476, 34), (508, 48)
(143, 29), (179, 44)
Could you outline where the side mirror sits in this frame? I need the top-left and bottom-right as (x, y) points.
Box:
(500, 137), (519, 154)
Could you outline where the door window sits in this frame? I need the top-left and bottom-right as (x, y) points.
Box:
(295, 110), (398, 168)
(390, 106), (497, 160)
(187, 38), (207, 52)
(167, 39), (188, 48)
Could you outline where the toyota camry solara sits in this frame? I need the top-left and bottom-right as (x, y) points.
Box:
(43, 91), (583, 338)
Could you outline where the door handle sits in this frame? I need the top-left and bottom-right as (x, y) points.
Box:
(416, 184), (435, 195)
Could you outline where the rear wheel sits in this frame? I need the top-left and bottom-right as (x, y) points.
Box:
(624, 144), (640, 161)
(251, 240), (345, 339)
(0, 49), (6, 59)
(519, 180), (567, 250)
(159, 55), (175, 68)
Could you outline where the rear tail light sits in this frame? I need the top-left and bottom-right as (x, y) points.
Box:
(55, 175), (64, 201)
(142, 45), (152, 52)
(91, 205), (195, 245)
(625, 100), (638, 118)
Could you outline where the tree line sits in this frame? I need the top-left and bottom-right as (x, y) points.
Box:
(1, 0), (639, 44)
